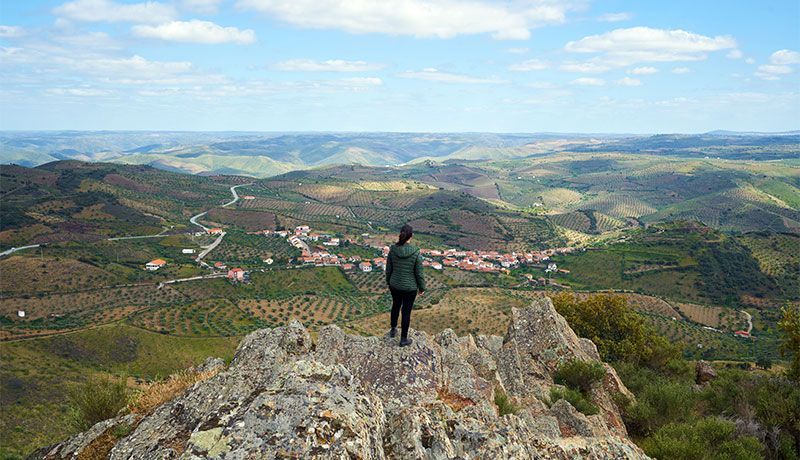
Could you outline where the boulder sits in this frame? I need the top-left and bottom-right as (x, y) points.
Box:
(696, 360), (718, 385)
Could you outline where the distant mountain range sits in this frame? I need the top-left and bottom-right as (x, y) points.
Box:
(2, 131), (798, 177)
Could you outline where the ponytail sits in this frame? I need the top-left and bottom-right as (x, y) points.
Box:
(397, 224), (413, 246)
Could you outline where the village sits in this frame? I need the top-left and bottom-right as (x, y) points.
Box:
(243, 224), (576, 286)
(144, 223), (579, 286)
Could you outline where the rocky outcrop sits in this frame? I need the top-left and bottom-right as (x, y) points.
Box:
(33, 297), (650, 460)
(695, 360), (717, 385)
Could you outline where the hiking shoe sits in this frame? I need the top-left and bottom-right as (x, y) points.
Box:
(389, 327), (397, 338)
(399, 338), (413, 347)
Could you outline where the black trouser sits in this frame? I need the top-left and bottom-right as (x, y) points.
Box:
(390, 287), (417, 340)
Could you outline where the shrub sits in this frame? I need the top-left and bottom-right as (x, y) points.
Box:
(641, 417), (763, 460)
(550, 292), (680, 370)
(548, 387), (600, 416)
(554, 360), (606, 393)
(622, 378), (695, 437)
(494, 389), (521, 416)
(67, 374), (130, 431)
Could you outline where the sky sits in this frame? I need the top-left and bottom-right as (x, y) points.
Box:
(1, 0), (799, 133)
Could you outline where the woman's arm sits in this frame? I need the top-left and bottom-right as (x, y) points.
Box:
(414, 252), (425, 293)
(385, 246), (393, 287)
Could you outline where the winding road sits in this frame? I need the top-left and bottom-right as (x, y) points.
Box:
(190, 183), (253, 261)
(189, 183), (252, 233)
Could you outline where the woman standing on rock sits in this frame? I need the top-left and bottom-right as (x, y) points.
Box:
(386, 224), (425, 347)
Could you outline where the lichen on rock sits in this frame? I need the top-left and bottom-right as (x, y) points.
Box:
(32, 298), (651, 460)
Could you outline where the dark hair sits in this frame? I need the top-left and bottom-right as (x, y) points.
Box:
(397, 224), (413, 246)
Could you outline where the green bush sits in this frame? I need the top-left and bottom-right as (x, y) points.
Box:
(67, 374), (130, 431)
(551, 292), (681, 370)
(494, 389), (521, 416)
(622, 378), (695, 437)
(548, 387), (600, 416)
(641, 417), (763, 460)
(554, 360), (606, 393)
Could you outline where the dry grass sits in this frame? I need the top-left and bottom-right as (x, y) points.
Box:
(127, 368), (221, 415)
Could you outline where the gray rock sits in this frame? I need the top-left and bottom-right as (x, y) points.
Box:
(36, 298), (651, 460)
(196, 357), (226, 374)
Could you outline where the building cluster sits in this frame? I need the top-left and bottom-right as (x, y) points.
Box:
(247, 224), (579, 279)
(422, 247), (575, 274)
(297, 247), (385, 273)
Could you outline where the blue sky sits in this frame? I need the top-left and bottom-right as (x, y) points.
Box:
(1, 0), (798, 133)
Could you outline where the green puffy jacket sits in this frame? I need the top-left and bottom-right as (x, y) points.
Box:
(385, 243), (425, 292)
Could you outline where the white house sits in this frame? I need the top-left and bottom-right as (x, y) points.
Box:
(359, 262), (372, 272)
(182, 249), (196, 254)
(146, 259), (166, 270)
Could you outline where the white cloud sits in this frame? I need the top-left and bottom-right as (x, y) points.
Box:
(654, 96), (692, 107)
(597, 12), (632, 22)
(69, 54), (229, 85)
(745, 58), (755, 64)
(272, 59), (387, 72)
(753, 73), (780, 81)
(397, 68), (508, 84)
(559, 61), (612, 73)
(182, 77), (384, 98)
(563, 27), (736, 72)
(758, 64), (792, 74)
(47, 88), (114, 96)
(0, 25), (27, 38)
(235, 0), (580, 39)
(617, 77), (642, 86)
(770, 49), (800, 65)
(755, 63), (793, 80)
(509, 59), (549, 71)
(53, 0), (177, 24)
(505, 47), (530, 55)
(671, 67), (692, 74)
(326, 77), (384, 89)
(628, 66), (659, 75)
(726, 49), (743, 59)
(569, 77), (605, 86)
(57, 31), (124, 50)
(132, 20), (256, 44)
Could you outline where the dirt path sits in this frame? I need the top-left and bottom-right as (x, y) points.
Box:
(742, 310), (752, 334)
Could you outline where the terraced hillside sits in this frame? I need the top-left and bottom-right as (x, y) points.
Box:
(1, 161), (235, 248)
(236, 172), (566, 252)
(397, 155), (800, 237)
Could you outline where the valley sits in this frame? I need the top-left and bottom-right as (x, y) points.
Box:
(0, 140), (798, 458)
